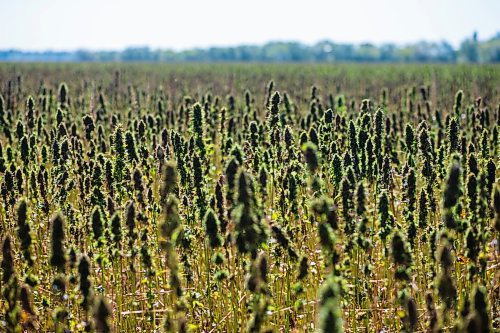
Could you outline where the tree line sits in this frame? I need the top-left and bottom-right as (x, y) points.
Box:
(1, 32), (498, 63)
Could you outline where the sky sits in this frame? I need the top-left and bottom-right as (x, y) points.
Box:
(1, 0), (499, 51)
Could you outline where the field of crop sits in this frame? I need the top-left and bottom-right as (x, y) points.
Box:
(0, 63), (498, 332)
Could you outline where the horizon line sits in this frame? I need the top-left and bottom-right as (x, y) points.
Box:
(1, 32), (499, 53)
